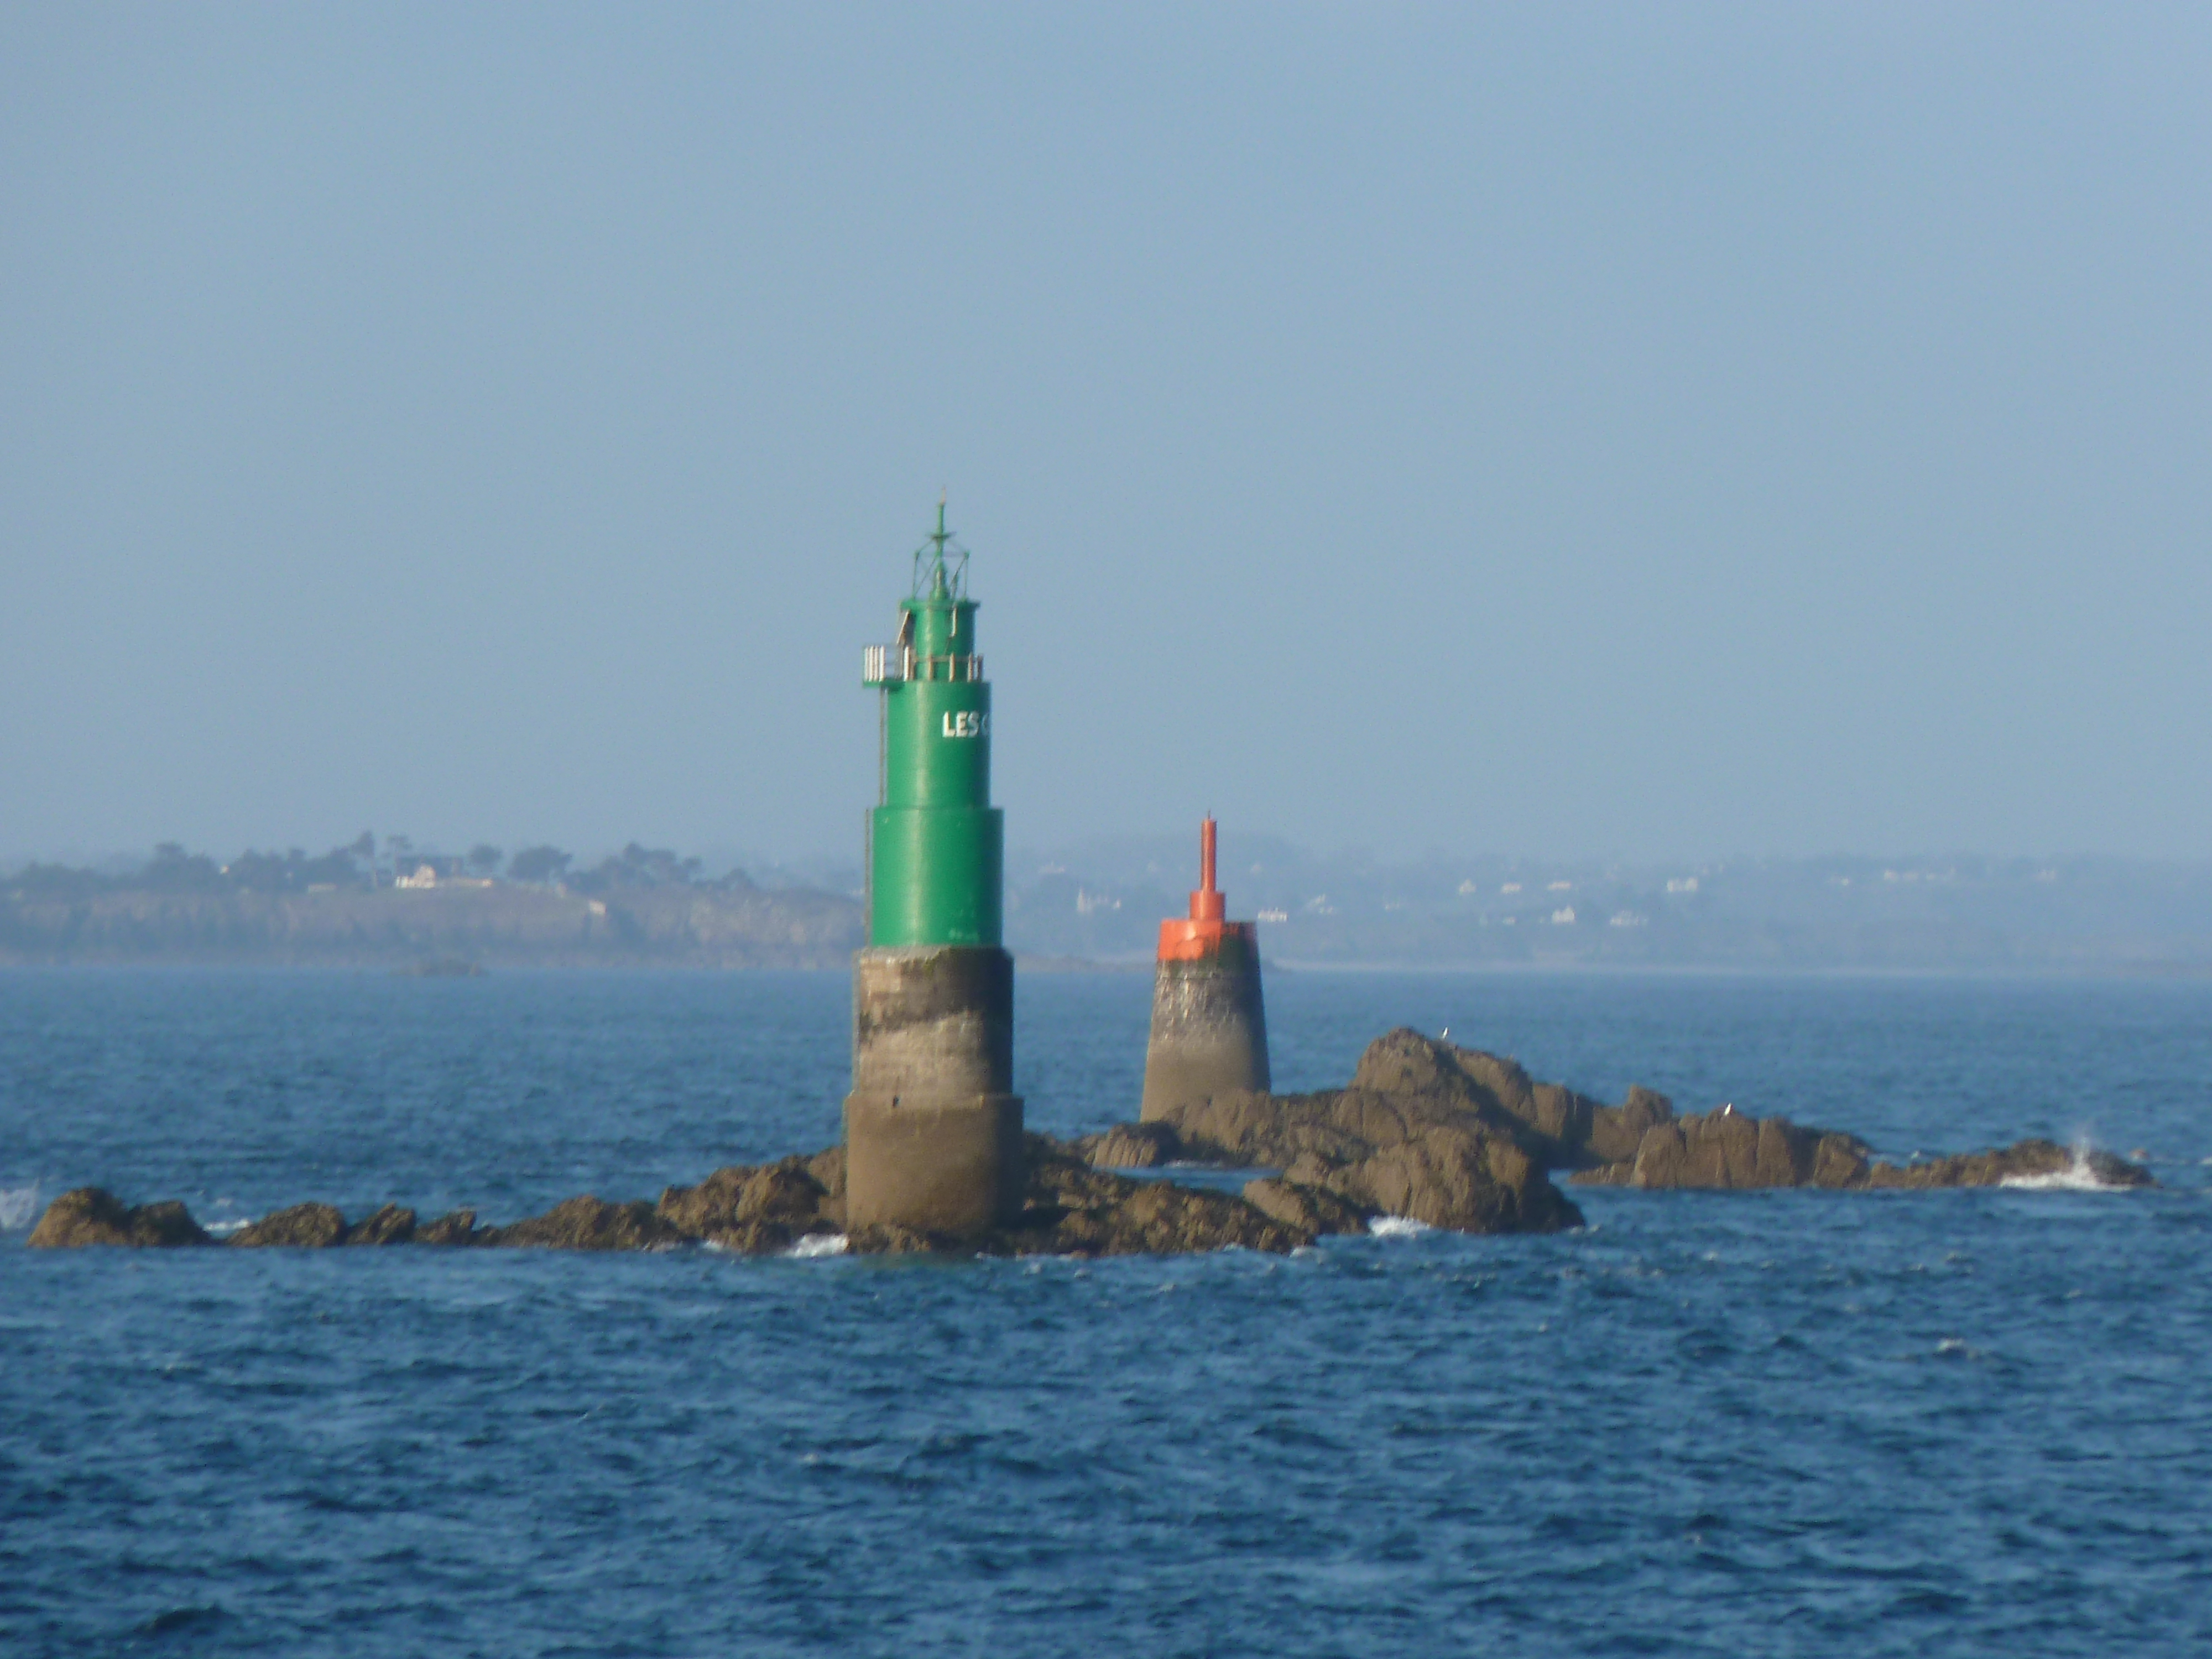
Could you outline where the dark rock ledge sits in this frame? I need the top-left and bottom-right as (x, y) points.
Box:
(1566, 1114), (2152, 1191)
(1082, 1028), (2149, 1199)
(25, 1029), (2150, 1256)
(25, 1139), (1312, 1258)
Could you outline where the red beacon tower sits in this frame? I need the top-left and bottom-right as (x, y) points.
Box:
(1139, 816), (1272, 1120)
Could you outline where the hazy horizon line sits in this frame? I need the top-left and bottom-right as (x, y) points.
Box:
(8, 836), (2210, 881)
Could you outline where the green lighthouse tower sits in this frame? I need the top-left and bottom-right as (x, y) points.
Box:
(843, 502), (1023, 1237)
(865, 502), (1003, 948)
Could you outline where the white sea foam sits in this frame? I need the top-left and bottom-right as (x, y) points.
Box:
(202, 1218), (253, 1236)
(0, 1183), (41, 1230)
(787, 1233), (849, 1259)
(1368, 1214), (1432, 1239)
(2001, 1139), (2131, 1192)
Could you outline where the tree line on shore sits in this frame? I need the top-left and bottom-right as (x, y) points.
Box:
(3, 836), (745, 901)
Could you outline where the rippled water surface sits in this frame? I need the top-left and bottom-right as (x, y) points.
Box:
(3, 968), (2208, 1656)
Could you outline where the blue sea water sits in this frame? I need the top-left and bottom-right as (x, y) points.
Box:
(2, 967), (2208, 1657)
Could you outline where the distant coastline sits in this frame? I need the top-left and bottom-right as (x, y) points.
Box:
(0, 843), (862, 969)
(12, 839), (2212, 974)
(0, 883), (863, 969)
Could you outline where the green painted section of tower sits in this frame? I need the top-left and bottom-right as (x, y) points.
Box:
(863, 503), (1005, 948)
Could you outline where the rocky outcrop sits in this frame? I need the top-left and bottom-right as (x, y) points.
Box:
(1100, 1029), (1595, 1235)
(23, 1134), (1310, 1258)
(1240, 1175), (1373, 1236)
(658, 1154), (842, 1253)
(1008, 1137), (1305, 1255)
(1863, 1138), (2150, 1189)
(1336, 1030), (1674, 1170)
(1281, 1128), (1570, 1234)
(478, 1195), (690, 1250)
(1570, 1110), (1870, 1191)
(1571, 1110), (2154, 1191)
(1077, 1121), (1182, 1170)
(415, 1209), (478, 1245)
(669, 1136), (1308, 1256)
(345, 1204), (419, 1244)
(1094, 1026), (2154, 1215)
(218, 1200), (419, 1246)
(25, 1188), (212, 1248)
(231, 1202), (349, 1247)
(30, 1027), (2154, 1257)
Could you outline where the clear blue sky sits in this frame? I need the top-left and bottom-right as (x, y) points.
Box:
(3, 4), (2207, 864)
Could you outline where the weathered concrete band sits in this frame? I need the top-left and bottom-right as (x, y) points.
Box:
(843, 1092), (1025, 1235)
(843, 944), (1025, 1233)
(1140, 931), (1270, 1122)
(848, 943), (1014, 1097)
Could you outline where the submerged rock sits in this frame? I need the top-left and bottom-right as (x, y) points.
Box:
(26, 1188), (212, 1249)
(1861, 1139), (2151, 1190)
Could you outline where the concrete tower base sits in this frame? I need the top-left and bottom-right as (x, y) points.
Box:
(1139, 931), (1271, 1121)
(842, 945), (1025, 1235)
